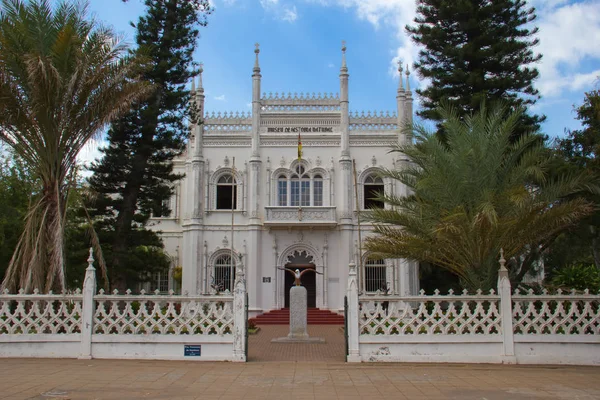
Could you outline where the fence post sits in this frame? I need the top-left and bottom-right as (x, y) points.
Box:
(79, 248), (96, 359)
(232, 263), (247, 362)
(497, 249), (516, 364)
(346, 262), (361, 362)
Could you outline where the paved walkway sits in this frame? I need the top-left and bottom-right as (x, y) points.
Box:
(248, 325), (345, 362)
(0, 358), (599, 399)
(1, 327), (599, 399)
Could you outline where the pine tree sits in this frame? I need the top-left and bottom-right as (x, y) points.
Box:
(88, 0), (211, 289)
(406, 0), (544, 135)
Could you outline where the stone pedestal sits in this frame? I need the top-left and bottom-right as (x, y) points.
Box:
(289, 286), (308, 339)
(271, 286), (325, 344)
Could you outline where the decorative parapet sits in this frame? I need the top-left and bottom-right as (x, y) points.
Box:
(349, 110), (398, 132)
(261, 92), (341, 112)
(264, 206), (337, 227)
(203, 111), (252, 134)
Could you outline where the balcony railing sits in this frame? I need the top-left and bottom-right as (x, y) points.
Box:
(264, 206), (337, 227)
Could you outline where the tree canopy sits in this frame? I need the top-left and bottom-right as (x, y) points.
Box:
(406, 0), (544, 136)
(0, 0), (150, 292)
(365, 103), (595, 290)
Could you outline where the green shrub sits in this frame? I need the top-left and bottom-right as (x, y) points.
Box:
(551, 264), (600, 292)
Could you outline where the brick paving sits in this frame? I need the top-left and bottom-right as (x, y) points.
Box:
(0, 358), (599, 399)
(248, 325), (345, 362)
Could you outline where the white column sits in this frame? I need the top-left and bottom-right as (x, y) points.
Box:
(232, 265), (247, 362)
(498, 250), (516, 363)
(79, 248), (96, 360)
(346, 262), (361, 362)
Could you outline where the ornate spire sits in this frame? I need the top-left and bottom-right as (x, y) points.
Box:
(397, 60), (404, 91)
(340, 40), (348, 74)
(197, 63), (204, 92)
(253, 43), (261, 76)
(405, 64), (411, 92)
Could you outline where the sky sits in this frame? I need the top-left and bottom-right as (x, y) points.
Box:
(80, 0), (600, 163)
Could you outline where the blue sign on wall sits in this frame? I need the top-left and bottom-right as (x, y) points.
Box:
(184, 345), (201, 356)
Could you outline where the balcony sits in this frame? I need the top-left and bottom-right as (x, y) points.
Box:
(264, 206), (337, 228)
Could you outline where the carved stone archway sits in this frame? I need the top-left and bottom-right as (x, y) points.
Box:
(277, 243), (324, 309)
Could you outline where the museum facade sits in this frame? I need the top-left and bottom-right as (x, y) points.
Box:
(150, 44), (419, 315)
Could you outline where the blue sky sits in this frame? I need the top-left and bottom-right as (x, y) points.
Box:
(80, 0), (600, 161)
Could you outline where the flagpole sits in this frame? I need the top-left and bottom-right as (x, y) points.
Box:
(352, 159), (363, 293)
(231, 156), (235, 290)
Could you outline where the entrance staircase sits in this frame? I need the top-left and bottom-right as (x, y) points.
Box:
(250, 308), (345, 325)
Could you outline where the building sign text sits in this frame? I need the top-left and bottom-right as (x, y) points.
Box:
(267, 127), (334, 133)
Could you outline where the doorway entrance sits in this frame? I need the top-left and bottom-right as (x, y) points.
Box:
(284, 263), (316, 308)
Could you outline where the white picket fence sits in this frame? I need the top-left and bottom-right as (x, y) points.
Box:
(346, 260), (600, 365)
(0, 250), (247, 361)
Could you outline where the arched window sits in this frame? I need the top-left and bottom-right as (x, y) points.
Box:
(216, 174), (237, 210)
(213, 254), (236, 292)
(363, 174), (384, 209)
(364, 258), (387, 293)
(277, 165), (324, 207)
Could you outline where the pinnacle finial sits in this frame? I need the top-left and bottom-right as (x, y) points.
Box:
(405, 64), (411, 92)
(499, 248), (507, 272)
(340, 40), (348, 73)
(253, 43), (261, 74)
(397, 60), (404, 90)
(197, 62), (204, 91)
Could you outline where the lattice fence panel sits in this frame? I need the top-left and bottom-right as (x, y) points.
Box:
(0, 289), (83, 334)
(359, 290), (501, 336)
(513, 289), (600, 335)
(93, 291), (234, 335)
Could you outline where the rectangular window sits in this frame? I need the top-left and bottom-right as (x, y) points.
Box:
(365, 259), (387, 292)
(216, 185), (237, 209)
(278, 180), (287, 206)
(364, 185), (385, 209)
(151, 271), (169, 293)
(313, 180), (323, 206)
(214, 266), (235, 292)
(291, 180), (300, 206)
(301, 181), (310, 206)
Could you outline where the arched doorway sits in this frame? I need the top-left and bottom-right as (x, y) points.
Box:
(283, 250), (316, 308)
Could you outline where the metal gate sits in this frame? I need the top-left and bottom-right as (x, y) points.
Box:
(344, 295), (349, 362)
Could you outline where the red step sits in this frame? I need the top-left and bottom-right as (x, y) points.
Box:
(250, 308), (345, 325)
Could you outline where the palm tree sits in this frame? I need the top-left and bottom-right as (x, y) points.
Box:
(365, 103), (596, 290)
(0, 0), (151, 292)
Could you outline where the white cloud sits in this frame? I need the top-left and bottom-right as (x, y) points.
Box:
(282, 5), (298, 22)
(311, 0), (419, 83)
(260, 0), (298, 23)
(215, 94), (226, 101)
(535, 1), (600, 97)
(327, 62), (335, 68)
(311, 0), (600, 101)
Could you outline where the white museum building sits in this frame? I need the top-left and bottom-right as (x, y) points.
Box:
(150, 44), (419, 315)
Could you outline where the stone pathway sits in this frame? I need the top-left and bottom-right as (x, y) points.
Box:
(248, 325), (345, 362)
(0, 358), (599, 399)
